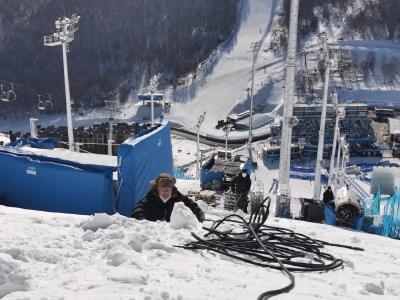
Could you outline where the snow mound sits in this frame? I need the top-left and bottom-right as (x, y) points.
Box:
(80, 213), (115, 231)
(105, 246), (128, 267)
(169, 202), (199, 230)
(0, 253), (31, 298)
(128, 233), (149, 252)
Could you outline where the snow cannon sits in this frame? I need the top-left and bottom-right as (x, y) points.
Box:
(325, 186), (364, 230)
(335, 187), (362, 225)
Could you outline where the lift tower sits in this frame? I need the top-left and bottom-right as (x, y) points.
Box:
(278, 0), (299, 201)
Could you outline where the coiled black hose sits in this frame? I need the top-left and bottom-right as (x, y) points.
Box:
(178, 197), (364, 299)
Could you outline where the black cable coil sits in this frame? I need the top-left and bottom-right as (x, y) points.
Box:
(178, 197), (364, 299)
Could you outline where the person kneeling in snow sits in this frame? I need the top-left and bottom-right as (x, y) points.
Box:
(131, 173), (205, 222)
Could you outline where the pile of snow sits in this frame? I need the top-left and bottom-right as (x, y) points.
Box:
(170, 202), (199, 230)
(0, 253), (31, 298)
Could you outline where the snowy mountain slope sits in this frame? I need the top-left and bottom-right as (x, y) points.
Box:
(166, 0), (285, 135)
(1, 195), (399, 300)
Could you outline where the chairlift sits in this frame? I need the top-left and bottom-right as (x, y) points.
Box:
(7, 83), (16, 101)
(37, 95), (46, 111)
(1, 84), (9, 102)
(45, 94), (54, 111)
(78, 103), (84, 116)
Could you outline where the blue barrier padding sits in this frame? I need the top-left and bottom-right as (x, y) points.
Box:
(117, 121), (173, 216)
(324, 204), (336, 226)
(0, 150), (116, 215)
(353, 215), (364, 231)
(200, 168), (224, 187)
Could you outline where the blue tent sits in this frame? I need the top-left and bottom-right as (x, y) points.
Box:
(116, 121), (173, 216)
(0, 148), (116, 215)
(0, 121), (173, 216)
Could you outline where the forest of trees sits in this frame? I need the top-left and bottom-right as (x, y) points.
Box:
(0, 0), (238, 118)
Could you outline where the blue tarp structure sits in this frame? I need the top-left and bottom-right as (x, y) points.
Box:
(116, 121), (173, 216)
(0, 121), (173, 217)
(382, 188), (400, 239)
(0, 148), (116, 215)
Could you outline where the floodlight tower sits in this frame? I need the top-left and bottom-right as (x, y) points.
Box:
(44, 14), (80, 151)
(149, 75), (159, 127)
(278, 0), (299, 198)
(313, 32), (331, 201)
(195, 112), (206, 180)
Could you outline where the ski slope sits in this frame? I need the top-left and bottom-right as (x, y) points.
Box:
(167, 0), (284, 135)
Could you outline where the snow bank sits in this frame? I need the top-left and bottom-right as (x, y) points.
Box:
(0, 253), (31, 298)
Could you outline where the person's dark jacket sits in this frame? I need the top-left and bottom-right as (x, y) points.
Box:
(322, 188), (334, 204)
(231, 173), (251, 194)
(131, 186), (204, 222)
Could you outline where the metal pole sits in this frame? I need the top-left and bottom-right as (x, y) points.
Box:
(150, 90), (154, 127)
(107, 140), (113, 156)
(62, 42), (74, 151)
(313, 33), (331, 201)
(278, 0), (299, 197)
(249, 45), (257, 147)
(30, 118), (38, 138)
(334, 138), (342, 192)
(108, 117), (114, 155)
(195, 112), (205, 179)
(225, 129), (229, 161)
(196, 126), (200, 180)
(328, 122), (339, 187)
(340, 146), (347, 187)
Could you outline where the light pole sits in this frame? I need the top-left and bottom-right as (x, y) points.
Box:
(278, 0), (299, 199)
(195, 112), (206, 180)
(313, 32), (331, 201)
(149, 75), (159, 127)
(44, 14), (80, 151)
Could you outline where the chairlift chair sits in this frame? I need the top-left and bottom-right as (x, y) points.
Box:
(1, 84), (10, 102)
(7, 83), (16, 101)
(78, 103), (84, 116)
(37, 95), (46, 111)
(45, 94), (54, 112)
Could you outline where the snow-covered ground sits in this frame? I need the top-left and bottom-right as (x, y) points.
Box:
(1, 187), (400, 300)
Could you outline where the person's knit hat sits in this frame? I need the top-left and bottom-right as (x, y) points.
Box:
(155, 173), (176, 188)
